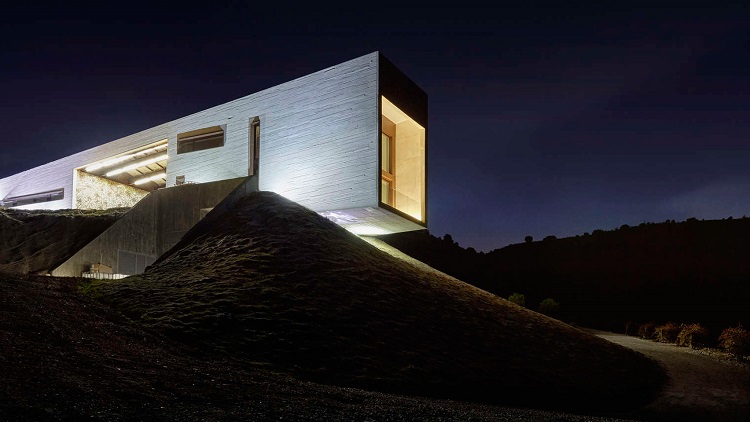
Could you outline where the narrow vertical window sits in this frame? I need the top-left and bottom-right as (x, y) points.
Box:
(250, 117), (260, 176)
(381, 116), (396, 206)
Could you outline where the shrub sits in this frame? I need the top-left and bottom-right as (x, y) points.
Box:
(537, 298), (560, 317)
(718, 326), (750, 359)
(654, 322), (682, 343)
(508, 293), (525, 307)
(677, 323), (710, 349)
(637, 321), (658, 340)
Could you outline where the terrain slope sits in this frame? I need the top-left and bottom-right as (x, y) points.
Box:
(0, 207), (125, 274)
(1, 272), (645, 421)
(378, 219), (750, 331)
(84, 191), (667, 414)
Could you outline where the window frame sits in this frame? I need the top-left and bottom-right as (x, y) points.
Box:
(249, 117), (260, 176)
(380, 116), (396, 206)
(1, 188), (64, 207)
(176, 126), (225, 154)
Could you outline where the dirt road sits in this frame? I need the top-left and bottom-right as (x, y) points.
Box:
(591, 330), (750, 421)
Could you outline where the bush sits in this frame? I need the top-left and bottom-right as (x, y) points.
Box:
(537, 298), (560, 317)
(677, 323), (710, 349)
(654, 322), (682, 343)
(624, 320), (637, 336)
(637, 321), (658, 339)
(508, 293), (525, 307)
(718, 326), (750, 359)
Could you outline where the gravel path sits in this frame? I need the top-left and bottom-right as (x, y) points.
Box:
(591, 330), (750, 422)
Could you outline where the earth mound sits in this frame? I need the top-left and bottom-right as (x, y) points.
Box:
(88, 191), (667, 414)
(0, 207), (126, 274)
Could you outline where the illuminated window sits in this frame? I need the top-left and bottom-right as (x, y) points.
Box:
(1, 188), (64, 207)
(381, 117), (395, 206)
(380, 96), (426, 222)
(177, 126), (225, 154)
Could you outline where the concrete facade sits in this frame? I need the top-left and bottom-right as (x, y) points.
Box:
(53, 177), (247, 277)
(2, 52), (428, 276)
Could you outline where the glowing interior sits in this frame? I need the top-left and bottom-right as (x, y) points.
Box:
(380, 96), (426, 222)
(75, 139), (168, 209)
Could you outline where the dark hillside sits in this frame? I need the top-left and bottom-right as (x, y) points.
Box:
(378, 218), (750, 332)
(0, 208), (126, 274)
(87, 191), (666, 415)
(0, 272), (651, 421)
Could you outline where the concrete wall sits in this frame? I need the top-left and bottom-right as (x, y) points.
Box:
(256, 55), (379, 212)
(0, 51), (429, 235)
(52, 178), (245, 277)
(1, 52), (381, 214)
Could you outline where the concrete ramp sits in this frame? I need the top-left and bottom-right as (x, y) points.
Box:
(52, 177), (250, 277)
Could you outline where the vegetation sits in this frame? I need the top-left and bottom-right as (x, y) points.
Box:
(537, 298), (560, 317)
(718, 326), (750, 359)
(677, 323), (710, 349)
(377, 216), (750, 333)
(637, 321), (658, 340)
(629, 320), (750, 362)
(654, 322), (682, 343)
(507, 293), (525, 307)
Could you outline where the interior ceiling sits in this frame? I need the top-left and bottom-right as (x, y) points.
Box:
(81, 140), (168, 192)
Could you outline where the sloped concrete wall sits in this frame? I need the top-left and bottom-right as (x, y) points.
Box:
(52, 177), (246, 277)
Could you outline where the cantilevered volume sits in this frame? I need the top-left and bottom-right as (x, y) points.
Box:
(0, 51), (428, 277)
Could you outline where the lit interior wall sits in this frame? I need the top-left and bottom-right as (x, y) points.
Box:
(74, 170), (148, 210)
(382, 96), (426, 222)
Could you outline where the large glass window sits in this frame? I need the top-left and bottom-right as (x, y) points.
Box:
(380, 96), (426, 222)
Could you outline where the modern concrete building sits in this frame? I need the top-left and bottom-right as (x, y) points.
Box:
(0, 51), (428, 277)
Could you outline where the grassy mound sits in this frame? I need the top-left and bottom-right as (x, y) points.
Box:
(0, 207), (126, 274)
(88, 191), (666, 413)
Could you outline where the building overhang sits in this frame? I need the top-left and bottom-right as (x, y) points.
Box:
(319, 206), (425, 236)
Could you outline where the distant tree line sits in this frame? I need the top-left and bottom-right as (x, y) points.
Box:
(377, 217), (750, 332)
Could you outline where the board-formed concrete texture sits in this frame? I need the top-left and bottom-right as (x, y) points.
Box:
(52, 178), (247, 277)
(0, 51), (427, 262)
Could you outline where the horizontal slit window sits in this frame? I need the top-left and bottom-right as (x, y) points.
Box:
(177, 126), (225, 154)
(1, 188), (64, 207)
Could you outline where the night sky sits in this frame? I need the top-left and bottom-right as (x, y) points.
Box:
(2, 5), (750, 252)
